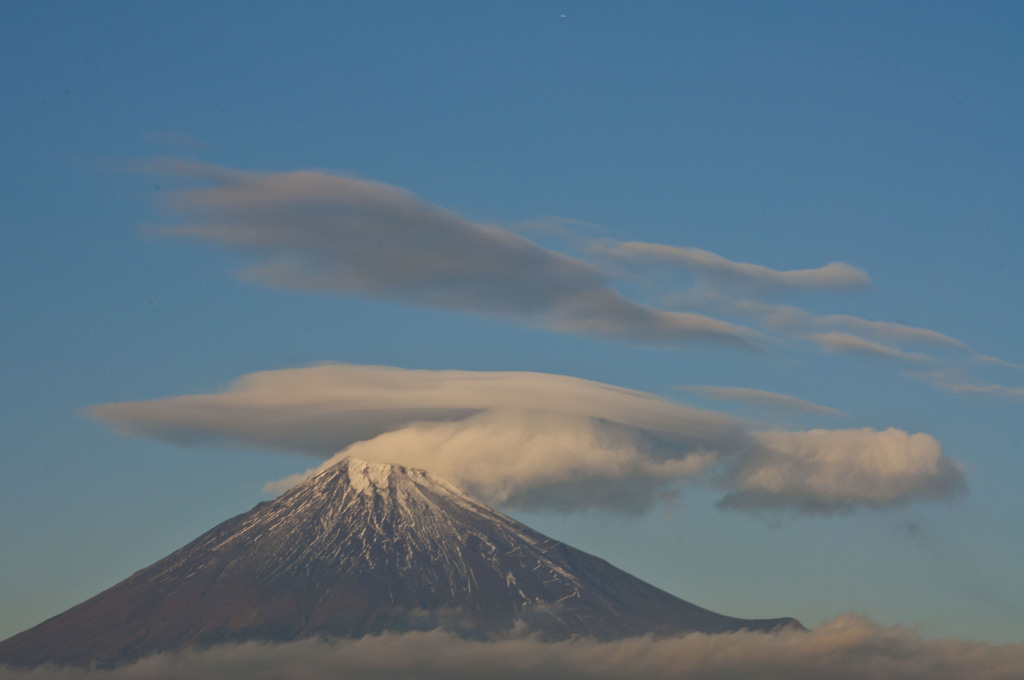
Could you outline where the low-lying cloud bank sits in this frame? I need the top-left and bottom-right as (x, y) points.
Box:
(7, 616), (1024, 680)
(88, 364), (965, 515)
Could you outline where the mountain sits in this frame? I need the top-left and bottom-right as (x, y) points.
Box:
(0, 457), (800, 668)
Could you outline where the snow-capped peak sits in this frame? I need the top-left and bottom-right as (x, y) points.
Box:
(340, 457), (398, 495)
(0, 454), (800, 669)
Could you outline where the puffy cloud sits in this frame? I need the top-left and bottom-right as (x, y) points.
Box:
(6, 616), (1024, 680)
(270, 411), (717, 513)
(598, 241), (871, 292)
(722, 428), (966, 514)
(151, 160), (761, 350)
(676, 385), (843, 416)
(88, 364), (965, 515)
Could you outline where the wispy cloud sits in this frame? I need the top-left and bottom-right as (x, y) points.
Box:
(908, 370), (1024, 400)
(821, 315), (969, 349)
(595, 241), (871, 293)
(725, 299), (969, 350)
(805, 332), (934, 364)
(6, 615), (1023, 680)
(677, 385), (843, 416)
(149, 160), (762, 350)
(87, 364), (965, 515)
(720, 301), (1024, 395)
(142, 160), (1021, 401)
(972, 354), (1024, 372)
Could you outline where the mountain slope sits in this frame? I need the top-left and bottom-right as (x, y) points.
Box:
(0, 458), (800, 668)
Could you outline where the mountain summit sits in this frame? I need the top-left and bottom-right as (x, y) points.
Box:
(0, 458), (800, 668)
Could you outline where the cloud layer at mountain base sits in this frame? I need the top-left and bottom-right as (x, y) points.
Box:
(89, 364), (965, 514)
(6, 616), (1024, 680)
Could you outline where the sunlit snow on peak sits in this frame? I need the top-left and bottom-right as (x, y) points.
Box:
(341, 458), (398, 495)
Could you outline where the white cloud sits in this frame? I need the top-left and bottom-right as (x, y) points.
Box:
(271, 412), (717, 513)
(598, 241), (871, 292)
(6, 615), (1024, 680)
(150, 160), (761, 350)
(677, 385), (843, 416)
(722, 428), (966, 513)
(88, 364), (965, 515)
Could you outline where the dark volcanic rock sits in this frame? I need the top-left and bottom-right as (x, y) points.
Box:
(0, 458), (800, 668)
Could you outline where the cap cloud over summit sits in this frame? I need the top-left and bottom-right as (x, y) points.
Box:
(89, 364), (966, 515)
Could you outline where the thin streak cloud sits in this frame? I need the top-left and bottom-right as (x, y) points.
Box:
(677, 385), (844, 416)
(597, 241), (871, 292)
(908, 370), (1024, 399)
(805, 332), (934, 364)
(727, 299), (969, 350)
(972, 354), (1024, 372)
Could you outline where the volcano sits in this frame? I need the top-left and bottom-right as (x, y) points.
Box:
(0, 458), (799, 668)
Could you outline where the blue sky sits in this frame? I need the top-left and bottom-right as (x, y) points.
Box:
(2, 0), (1023, 650)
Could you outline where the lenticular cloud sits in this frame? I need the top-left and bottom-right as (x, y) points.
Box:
(153, 160), (762, 350)
(88, 363), (966, 515)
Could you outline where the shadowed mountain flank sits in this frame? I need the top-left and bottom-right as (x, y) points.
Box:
(0, 458), (800, 668)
